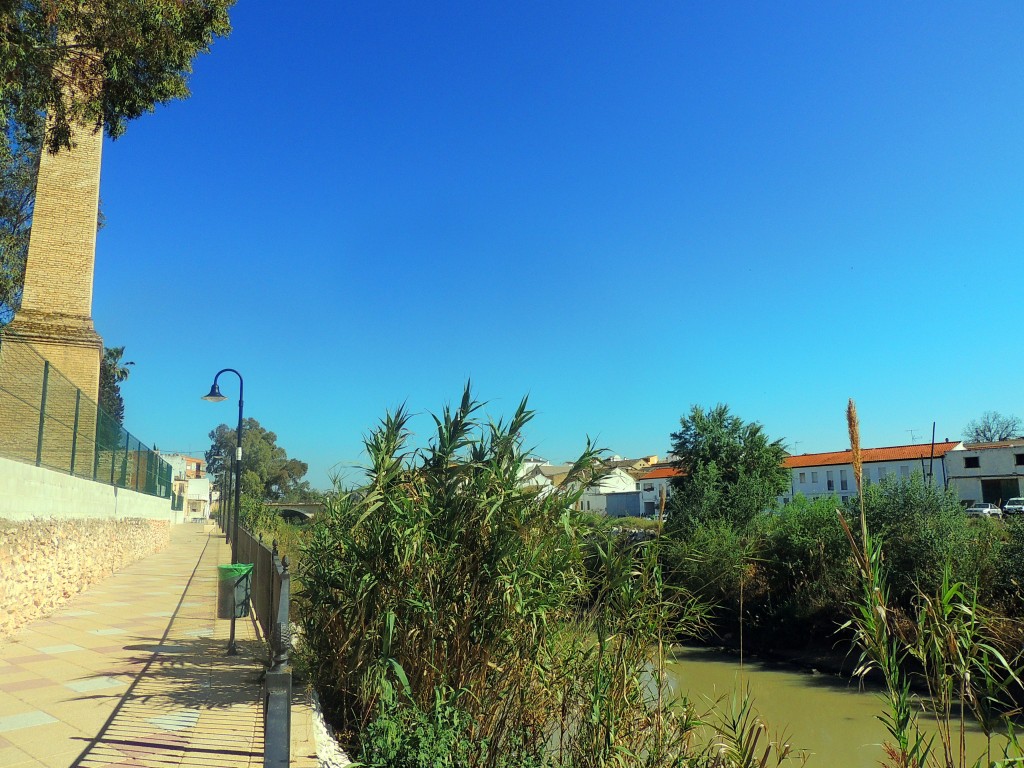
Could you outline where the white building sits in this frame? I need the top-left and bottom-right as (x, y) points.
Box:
(517, 459), (576, 496)
(635, 466), (682, 517)
(185, 477), (211, 520)
(781, 441), (962, 504)
(578, 468), (638, 514)
(945, 440), (1024, 506)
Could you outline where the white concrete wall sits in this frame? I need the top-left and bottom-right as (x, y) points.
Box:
(0, 455), (174, 521)
(946, 444), (1024, 502)
(947, 445), (1024, 479)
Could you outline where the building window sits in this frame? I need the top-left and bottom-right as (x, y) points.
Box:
(1016, 454), (1024, 466)
(842, 495), (849, 503)
(827, 470), (834, 491)
(799, 472), (806, 483)
(840, 469), (848, 491)
(900, 465), (909, 478)
(642, 483), (654, 492)
(635, 483), (640, 491)
(964, 456), (980, 469)
(811, 471), (818, 483)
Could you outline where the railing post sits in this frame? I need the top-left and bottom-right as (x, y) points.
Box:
(35, 360), (49, 466)
(264, 668), (291, 768)
(69, 389), (81, 475)
(263, 552), (291, 768)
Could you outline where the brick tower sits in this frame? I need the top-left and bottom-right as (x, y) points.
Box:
(4, 124), (104, 402)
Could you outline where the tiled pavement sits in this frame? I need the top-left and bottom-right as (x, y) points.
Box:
(0, 523), (319, 767)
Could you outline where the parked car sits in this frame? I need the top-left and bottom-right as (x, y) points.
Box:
(1003, 497), (1024, 515)
(966, 502), (1002, 519)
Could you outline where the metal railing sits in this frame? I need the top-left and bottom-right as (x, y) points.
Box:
(0, 332), (171, 497)
(237, 525), (292, 768)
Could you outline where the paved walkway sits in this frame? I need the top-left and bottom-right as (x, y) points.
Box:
(0, 523), (318, 767)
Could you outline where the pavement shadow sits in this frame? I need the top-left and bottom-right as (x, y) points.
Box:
(64, 532), (267, 766)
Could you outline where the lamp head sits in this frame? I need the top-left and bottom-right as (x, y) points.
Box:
(201, 382), (227, 402)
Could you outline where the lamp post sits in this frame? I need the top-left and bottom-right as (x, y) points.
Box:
(202, 368), (244, 654)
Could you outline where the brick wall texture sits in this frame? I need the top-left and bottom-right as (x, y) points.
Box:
(21, 125), (102, 318)
(3, 117), (103, 403)
(0, 517), (169, 640)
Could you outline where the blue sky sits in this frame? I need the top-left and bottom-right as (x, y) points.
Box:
(92, 2), (1023, 487)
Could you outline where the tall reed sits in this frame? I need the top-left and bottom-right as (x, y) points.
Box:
(840, 399), (1024, 768)
(297, 385), (794, 767)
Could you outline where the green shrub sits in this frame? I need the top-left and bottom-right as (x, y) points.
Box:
(859, 475), (989, 607)
(751, 494), (855, 641)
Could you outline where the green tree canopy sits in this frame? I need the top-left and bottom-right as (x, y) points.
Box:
(206, 417), (310, 501)
(666, 404), (789, 532)
(0, 0), (235, 154)
(0, 120), (39, 324)
(0, 1), (234, 321)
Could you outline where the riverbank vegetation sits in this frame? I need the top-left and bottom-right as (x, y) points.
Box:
(233, 394), (1024, 765)
(658, 404), (1024, 663)
(840, 401), (1024, 768)
(295, 388), (800, 768)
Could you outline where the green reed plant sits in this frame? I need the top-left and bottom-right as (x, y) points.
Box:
(297, 385), (786, 768)
(841, 399), (1024, 768)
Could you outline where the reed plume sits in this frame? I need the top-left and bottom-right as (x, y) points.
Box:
(846, 398), (868, 551)
(846, 398), (862, 495)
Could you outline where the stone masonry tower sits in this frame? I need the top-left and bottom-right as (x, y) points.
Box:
(4, 124), (104, 402)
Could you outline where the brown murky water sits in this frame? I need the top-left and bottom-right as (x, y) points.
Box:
(666, 646), (1004, 767)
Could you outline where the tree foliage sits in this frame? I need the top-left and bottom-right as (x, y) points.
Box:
(963, 411), (1022, 443)
(0, 120), (39, 324)
(0, 1), (233, 322)
(98, 345), (132, 424)
(665, 403), (789, 531)
(205, 417), (309, 501)
(0, 0), (235, 154)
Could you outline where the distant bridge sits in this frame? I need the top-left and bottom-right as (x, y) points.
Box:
(264, 501), (325, 523)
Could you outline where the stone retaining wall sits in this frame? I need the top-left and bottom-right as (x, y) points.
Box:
(0, 517), (170, 640)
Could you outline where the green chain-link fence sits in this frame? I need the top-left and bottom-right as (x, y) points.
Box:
(0, 333), (171, 498)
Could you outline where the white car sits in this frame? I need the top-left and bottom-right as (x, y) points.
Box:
(966, 502), (1002, 519)
(1003, 498), (1024, 516)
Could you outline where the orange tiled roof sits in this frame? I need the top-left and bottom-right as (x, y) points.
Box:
(640, 467), (684, 480)
(784, 441), (961, 469)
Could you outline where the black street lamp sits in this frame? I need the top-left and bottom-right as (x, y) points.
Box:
(202, 368), (244, 654)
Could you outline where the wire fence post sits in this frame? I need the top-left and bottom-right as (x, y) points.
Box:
(35, 360), (49, 467)
(134, 439), (142, 492)
(69, 389), (81, 475)
(119, 436), (129, 488)
(0, 330), (173, 499)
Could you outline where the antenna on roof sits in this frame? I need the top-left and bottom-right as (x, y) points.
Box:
(905, 428), (921, 444)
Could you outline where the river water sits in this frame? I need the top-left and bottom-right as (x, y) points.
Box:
(665, 646), (1001, 767)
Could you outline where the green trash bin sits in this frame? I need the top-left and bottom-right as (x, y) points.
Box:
(217, 563), (253, 619)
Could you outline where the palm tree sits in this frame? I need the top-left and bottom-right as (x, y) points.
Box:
(99, 346), (134, 424)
